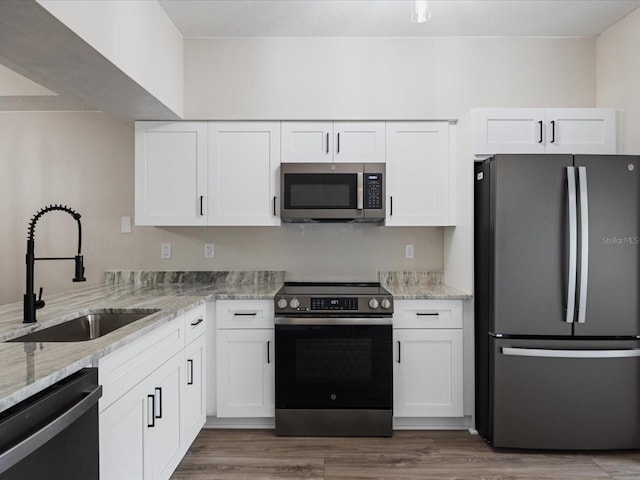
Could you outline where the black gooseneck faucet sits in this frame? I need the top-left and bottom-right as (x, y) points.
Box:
(23, 204), (86, 323)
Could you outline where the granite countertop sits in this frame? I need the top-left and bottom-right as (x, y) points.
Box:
(0, 269), (471, 415)
(0, 275), (283, 414)
(380, 271), (472, 300)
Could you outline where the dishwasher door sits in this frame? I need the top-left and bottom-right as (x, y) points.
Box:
(0, 368), (102, 480)
(490, 338), (640, 450)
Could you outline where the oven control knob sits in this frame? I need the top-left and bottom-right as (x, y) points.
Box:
(381, 298), (392, 309)
(289, 298), (300, 309)
(277, 298), (288, 309)
(368, 298), (379, 309)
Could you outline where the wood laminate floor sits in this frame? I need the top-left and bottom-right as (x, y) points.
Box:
(171, 429), (640, 480)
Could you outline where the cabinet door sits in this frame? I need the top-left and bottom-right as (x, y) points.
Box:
(100, 382), (146, 480)
(216, 329), (275, 418)
(208, 122), (280, 225)
(472, 109), (546, 155)
(386, 121), (450, 226)
(393, 329), (463, 417)
(281, 122), (333, 163)
(145, 354), (183, 480)
(334, 122), (386, 163)
(135, 122), (208, 226)
(181, 335), (206, 447)
(545, 108), (616, 154)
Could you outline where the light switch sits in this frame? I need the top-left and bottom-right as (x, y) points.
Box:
(120, 216), (132, 234)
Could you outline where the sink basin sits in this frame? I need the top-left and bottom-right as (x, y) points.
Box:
(8, 308), (161, 342)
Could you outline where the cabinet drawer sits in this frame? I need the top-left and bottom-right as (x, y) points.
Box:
(216, 300), (274, 329)
(184, 303), (206, 344)
(99, 317), (185, 411)
(393, 300), (462, 329)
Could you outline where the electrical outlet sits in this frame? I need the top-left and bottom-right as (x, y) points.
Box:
(405, 244), (415, 259)
(204, 243), (215, 259)
(160, 242), (172, 259)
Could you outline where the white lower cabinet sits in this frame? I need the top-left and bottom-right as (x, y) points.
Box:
(393, 300), (464, 418)
(181, 333), (207, 441)
(99, 304), (207, 480)
(100, 348), (183, 480)
(216, 300), (275, 418)
(144, 354), (183, 480)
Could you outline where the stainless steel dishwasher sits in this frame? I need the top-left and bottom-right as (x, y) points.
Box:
(0, 368), (102, 479)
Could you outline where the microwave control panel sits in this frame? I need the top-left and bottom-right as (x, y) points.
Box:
(364, 174), (383, 209)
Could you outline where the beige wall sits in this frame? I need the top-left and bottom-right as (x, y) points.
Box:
(184, 37), (595, 119)
(0, 36), (600, 306)
(597, 7), (640, 154)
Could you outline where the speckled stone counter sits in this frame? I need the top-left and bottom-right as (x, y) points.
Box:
(0, 271), (283, 414)
(380, 271), (472, 300)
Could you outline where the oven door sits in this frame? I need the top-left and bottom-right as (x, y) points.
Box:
(275, 318), (392, 410)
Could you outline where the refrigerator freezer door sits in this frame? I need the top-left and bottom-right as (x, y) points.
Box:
(490, 337), (640, 450)
(573, 155), (640, 336)
(490, 155), (574, 336)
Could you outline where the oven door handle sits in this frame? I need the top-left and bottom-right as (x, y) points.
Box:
(275, 317), (392, 326)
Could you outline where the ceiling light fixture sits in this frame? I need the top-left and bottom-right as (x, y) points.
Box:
(411, 0), (432, 24)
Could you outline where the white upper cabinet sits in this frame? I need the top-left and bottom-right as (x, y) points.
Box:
(385, 121), (451, 226)
(280, 122), (333, 163)
(208, 122), (281, 226)
(135, 122), (208, 226)
(281, 121), (385, 163)
(472, 108), (616, 157)
(544, 108), (616, 154)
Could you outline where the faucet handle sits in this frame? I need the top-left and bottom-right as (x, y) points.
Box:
(35, 287), (45, 309)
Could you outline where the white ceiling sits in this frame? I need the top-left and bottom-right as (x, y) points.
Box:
(158, 0), (640, 38)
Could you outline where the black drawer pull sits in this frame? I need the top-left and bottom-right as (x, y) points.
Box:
(234, 312), (258, 317)
(190, 317), (204, 327)
(416, 312), (439, 316)
(147, 395), (155, 428)
(155, 387), (162, 419)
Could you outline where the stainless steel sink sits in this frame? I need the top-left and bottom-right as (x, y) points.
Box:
(7, 308), (161, 342)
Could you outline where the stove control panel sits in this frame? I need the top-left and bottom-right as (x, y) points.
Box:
(275, 295), (393, 314)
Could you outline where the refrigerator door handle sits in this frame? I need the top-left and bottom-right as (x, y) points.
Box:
(577, 166), (589, 323)
(502, 347), (640, 359)
(565, 167), (578, 324)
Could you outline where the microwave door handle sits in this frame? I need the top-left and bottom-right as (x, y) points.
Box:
(357, 172), (364, 210)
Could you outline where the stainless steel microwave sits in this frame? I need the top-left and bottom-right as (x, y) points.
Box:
(280, 162), (385, 222)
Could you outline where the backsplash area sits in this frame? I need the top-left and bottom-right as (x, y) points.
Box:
(105, 270), (284, 287)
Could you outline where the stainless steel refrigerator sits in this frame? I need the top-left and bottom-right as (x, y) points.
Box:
(474, 154), (640, 450)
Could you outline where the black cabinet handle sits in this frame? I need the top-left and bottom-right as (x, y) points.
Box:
(155, 387), (162, 419)
(234, 312), (257, 317)
(147, 394), (155, 427)
(326, 132), (329, 154)
(397, 341), (401, 363)
(273, 196), (277, 216)
(417, 312), (439, 317)
(199, 195), (204, 216)
(187, 359), (194, 385)
(538, 120), (543, 143)
(190, 317), (203, 327)
(550, 120), (556, 143)
(390, 196), (393, 216)
(337, 133), (340, 154)
(267, 341), (271, 364)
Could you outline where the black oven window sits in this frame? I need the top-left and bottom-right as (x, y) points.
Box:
(285, 173), (357, 209)
(295, 338), (372, 383)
